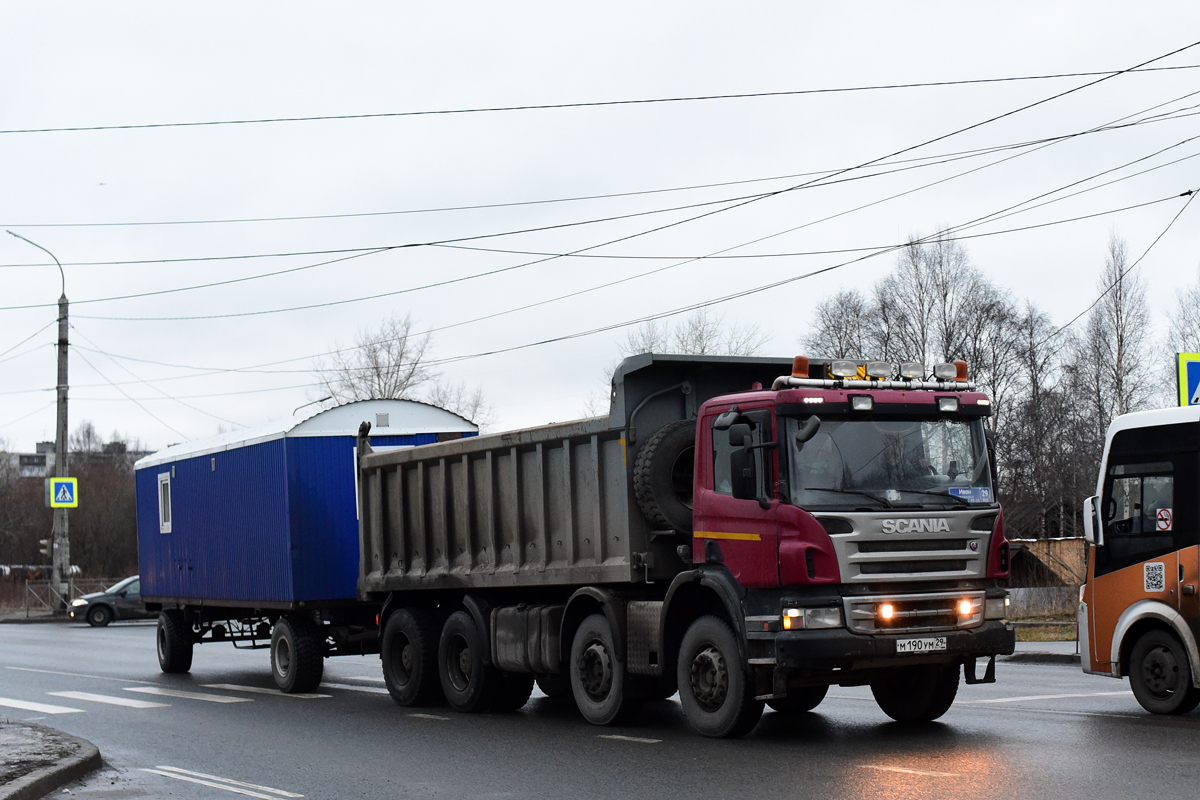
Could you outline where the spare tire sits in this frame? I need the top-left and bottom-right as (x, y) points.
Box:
(633, 419), (696, 533)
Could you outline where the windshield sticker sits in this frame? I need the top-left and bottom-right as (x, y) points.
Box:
(949, 486), (991, 503)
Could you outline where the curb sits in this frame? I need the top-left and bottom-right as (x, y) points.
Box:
(1002, 652), (1081, 665)
(0, 617), (70, 626)
(0, 725), (101, 800)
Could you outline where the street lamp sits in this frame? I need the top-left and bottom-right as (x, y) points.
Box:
(8, 230), (71, 611)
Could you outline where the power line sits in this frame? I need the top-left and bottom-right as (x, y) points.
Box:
(3, 63), (1199, 136)
(0, 401), (55, 431)
(0, 320), (55, 359)
(72, 348), (186, 437)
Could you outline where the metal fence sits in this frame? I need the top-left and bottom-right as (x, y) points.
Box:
(22, 578), (119, 617)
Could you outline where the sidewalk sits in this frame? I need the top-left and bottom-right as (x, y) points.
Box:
(0, 610), (67, 625)
(0, 722), (100, 800)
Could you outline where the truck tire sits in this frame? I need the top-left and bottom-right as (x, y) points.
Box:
(870, 664), (959, 722)
(570, 613), (641, 725)
(157, 610), (193, 673)
(491, 673), (535, 712)
(677, 615), (763, 738)
(382, 608), (444, 706)
(633, 420), (696, 533)
(438, 611), (501, 713)
(768, 685), (828, 714)
(1129, 629), (1200, 715)
(87, 605), (112, 628)
(271, 615), (326, 694)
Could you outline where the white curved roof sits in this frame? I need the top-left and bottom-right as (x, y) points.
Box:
(135, 399), (476, 469)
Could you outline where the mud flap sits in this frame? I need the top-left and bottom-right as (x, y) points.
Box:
(964, 655), (996, 685)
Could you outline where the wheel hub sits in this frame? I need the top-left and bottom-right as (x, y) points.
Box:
(578, 640), (614, 702)
(690, 646), (729, 711)
(1143, 645), (1181, 698)
(276, 639), (292, 677)
(447, 636), (473, 692)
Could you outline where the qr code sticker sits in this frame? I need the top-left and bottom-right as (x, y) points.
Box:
(1144, 562), (1166, 593)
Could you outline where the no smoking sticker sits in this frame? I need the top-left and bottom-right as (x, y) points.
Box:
(1157, 508), (1173, 532)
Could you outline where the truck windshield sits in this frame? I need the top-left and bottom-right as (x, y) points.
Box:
(785, 414), (994, 509)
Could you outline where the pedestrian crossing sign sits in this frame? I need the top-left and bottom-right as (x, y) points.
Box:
(1178, 353), (1200, 407)
(49, 477), (78, 508)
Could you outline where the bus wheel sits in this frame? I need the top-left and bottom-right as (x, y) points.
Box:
(677, 615), (763, 738)
(1129, 629), (1200, 715)
(768, 685), (828, 714)
(570, 614), (641, 725)
(382, 608), (444, 706)
(871, 664), (958, 722)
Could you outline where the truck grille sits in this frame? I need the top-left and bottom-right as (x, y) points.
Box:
(844, 591), (985, 635)
(815, 512), (992, 583)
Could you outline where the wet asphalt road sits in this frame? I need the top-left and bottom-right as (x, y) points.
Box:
(1, 621), (1197, 800)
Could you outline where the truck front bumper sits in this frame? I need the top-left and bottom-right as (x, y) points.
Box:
(773, 620), (1015, 671)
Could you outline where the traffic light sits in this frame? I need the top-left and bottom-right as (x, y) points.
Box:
(39, 538), (51, 558)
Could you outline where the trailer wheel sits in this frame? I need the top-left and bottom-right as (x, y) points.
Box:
(768, 685), (828, 714)
(677, 615), (763, 738)
(438, 611), (500, 712)
(633, 420), (696, 533)
(157, 610), (193, 674)
(1129, 629), (1200, 715)
(382, 608), (444, 706)
(570, 613), (642, 725)
(491, 673), (535, 712)
(271, 615), (326, 694)
(870, 664), (959, 722)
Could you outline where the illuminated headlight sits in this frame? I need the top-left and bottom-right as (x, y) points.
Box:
(932, 363), (957, 380)
(781, 607), (844, 630)
(802, 396), (824, 404)
(866, 361), (891, 378)
(850, 395), (874, 412)
(937, 397), (959, 413)
(830, 360), (858, 378)
(70, 598), (88, 607)
(899, 362), (925, 379)
(984, 598), (1007, 620)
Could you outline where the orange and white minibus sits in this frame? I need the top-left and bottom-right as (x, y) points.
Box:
(1080, 405), (1200, 714)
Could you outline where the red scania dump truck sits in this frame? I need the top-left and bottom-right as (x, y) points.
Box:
(355, 354), (1015, 737)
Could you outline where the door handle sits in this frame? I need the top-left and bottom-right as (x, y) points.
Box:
(1184, 585), (1196, 596)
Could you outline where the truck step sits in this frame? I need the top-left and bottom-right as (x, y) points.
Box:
(748, 657), (777, 666)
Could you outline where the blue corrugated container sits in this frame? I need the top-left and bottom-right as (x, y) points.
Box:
(135, 400), (477, 607)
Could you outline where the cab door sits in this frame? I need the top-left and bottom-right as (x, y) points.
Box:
(692, 406), (780, 588)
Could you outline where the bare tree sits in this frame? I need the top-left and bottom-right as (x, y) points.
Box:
(70, 421), (103, 453)
(314, 313), (434, 403)
(621, 309), (768, 358)
(802, 289), (872, 359)
(425, 381), (496, 430)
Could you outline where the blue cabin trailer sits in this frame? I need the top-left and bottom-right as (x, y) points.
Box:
(135, 399), (477, 690)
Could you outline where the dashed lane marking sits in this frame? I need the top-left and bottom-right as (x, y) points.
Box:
(202, 684), (331, 699)
(0, 696), (84, 715)
(862, 765), (960, 777)
(141, 766), (302, 799)
(320, 682), (389, 694)
(959, 690), (1131, 704)
(408, 713), (450, 720)
(598, 734), (662, 744)
(124, 687), (252, 703)
(6, 665), (151, 684)
(48, 691), (168, 709)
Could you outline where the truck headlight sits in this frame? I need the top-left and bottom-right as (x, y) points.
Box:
(984, 598), (1007, 620)
(70, 598), (88, 607)
(805, 607), (843, 629)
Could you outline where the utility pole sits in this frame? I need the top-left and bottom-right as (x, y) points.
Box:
(9, 231), (70, 611)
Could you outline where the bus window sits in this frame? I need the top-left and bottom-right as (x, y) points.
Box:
(1100, 462), (1175, 569)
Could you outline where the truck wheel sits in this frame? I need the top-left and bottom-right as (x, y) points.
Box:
(438, 611), (500, 712)
(491, 673), (535, 712)
(677, 615), (763, 738)
(87, 605), (112, 628)
(382, 608), (444, 706)
(633, 420), (696, 533)
(1129, 629), (1200, 715)
(157, 611), (193, 673)
(271, 615), (326, 694)
(871, 664), (959, 722)
(768, 685), (828, 714)
(570, 613), (641, 725)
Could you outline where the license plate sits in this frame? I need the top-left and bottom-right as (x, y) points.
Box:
(895, 636), (947, 654)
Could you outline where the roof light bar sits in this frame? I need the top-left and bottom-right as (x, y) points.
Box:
(830, 360), (858, 378)
(932, 363), (957, 380)
(899, 362), (925, 379)
(866, 361), (891, 378)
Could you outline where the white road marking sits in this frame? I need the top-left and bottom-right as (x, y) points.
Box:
(202, 684), (331, 699)
(142, 766), (302, 799)
(6, 665), (150, 684)
(0, 696), (84, 715)
(961, 691), (1130, 705)
(124, 687), (251, 703)
(408, 713), (449, 720)
(320, 682), (389, 694)
(48, 691), (168, 709)
(342, 676), (386, 683)
(862, 765), (960, 777)
(598, 734), (661, 744)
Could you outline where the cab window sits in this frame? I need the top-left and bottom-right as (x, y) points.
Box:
(711, 412), (769, 499)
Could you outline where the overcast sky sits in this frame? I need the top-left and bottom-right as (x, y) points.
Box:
(2, 3), (1199, 452)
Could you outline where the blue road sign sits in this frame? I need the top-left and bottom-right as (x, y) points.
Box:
(49, 477), (78, 508)
(1178, 353), (1200, 406)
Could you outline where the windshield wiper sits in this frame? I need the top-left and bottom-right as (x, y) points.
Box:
(802, 487), (892, 508)
(896, 488), (972, 506)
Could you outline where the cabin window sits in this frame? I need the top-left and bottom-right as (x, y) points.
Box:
(158, 472), (172, 534)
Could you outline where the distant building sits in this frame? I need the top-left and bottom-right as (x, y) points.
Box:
(2, 441), (149, 478)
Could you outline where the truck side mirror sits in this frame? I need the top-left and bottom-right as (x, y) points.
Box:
(1082, 495), (1102, 546)
(794, 415), (821, 447)
(727, 423), (753, 448)
(730, 446), (757, 502)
